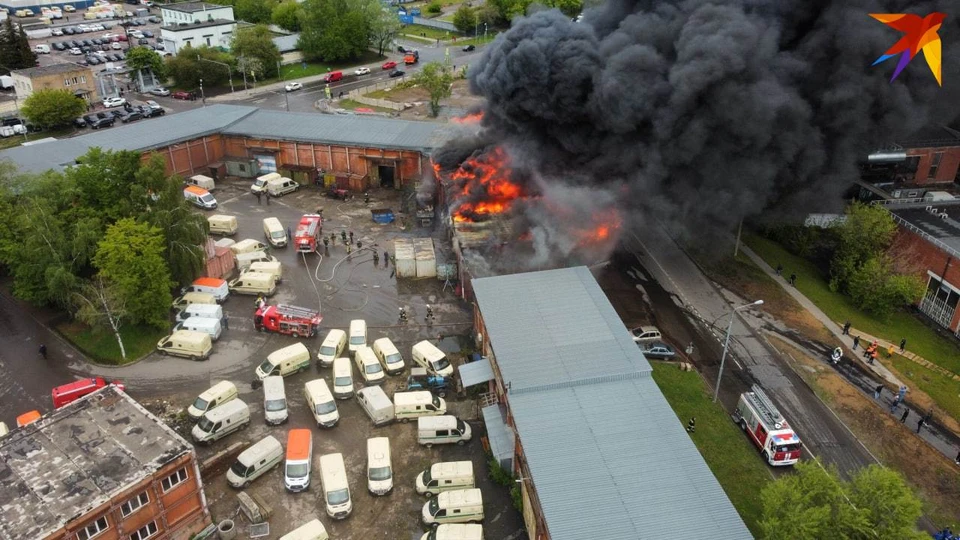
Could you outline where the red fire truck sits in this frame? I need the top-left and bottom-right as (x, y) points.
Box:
(52, 377), (125, 409)
(733, 384), (802, 466)
(254, 304), (322, 338)
(294, 214), (323, 253)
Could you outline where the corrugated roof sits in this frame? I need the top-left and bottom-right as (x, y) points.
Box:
(458, 357), (494, 387)
(12, 63), (91, 78)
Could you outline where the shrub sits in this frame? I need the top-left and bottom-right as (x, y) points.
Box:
(488, 457), (513, 486)
(427, 1), (443, 14)
(510, 485), (523, 512)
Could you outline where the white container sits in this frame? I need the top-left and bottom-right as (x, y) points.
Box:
(394, 238), (417, 278)
(414, 238), (437, 278)
(356, 386), (394, 426)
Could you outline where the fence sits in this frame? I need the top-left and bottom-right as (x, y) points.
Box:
(346, 78), (407, 111)
(411, 16), (456, 32)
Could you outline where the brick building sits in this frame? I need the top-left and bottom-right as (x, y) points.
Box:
(866, 125), (960, 187)
(11, 63), (98, 103)
(0, 386), (210, 540)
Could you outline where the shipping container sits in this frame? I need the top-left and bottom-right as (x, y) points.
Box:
(414, 238), (437, 278)
(205, 246), (236, 280)
(394, 238), (416, 278)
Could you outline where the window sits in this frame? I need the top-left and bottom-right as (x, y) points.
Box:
(120, 491), (150, 517)
(72, 77), (78, 84)
(129, 521), (158, 540)
(929, 152), (943, 179)
(64, 79), (71, 86)
(161, 467), (188, 492)
(80, 76), (86, 83)
(77, 516), (109, 540)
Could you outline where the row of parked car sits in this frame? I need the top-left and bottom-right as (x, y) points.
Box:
(76, 101), (164, 129)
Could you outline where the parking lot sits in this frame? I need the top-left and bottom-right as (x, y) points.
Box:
(138, 179), (526, 539)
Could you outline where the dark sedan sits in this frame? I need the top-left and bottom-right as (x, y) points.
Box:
(389, 69), (405, 78)
(120, 111), (143, 123)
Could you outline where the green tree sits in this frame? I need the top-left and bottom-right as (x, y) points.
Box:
(298, 0), (372, 62)
(487, 0), (530, 22)
(21, 89), (86, 129)
(368, 7), (400, 57)
(426, 1), (442, 14)
(452, 4), (477, 34)
(272, 0), (303, 31)
(0, 18), (37, 73)
(542, 0), (582, 17)
(72, 275), (129, 360)
(125, 46), (167, 84)
(475, 3), (499, 27)
(232, 25), (282, 78)
(847, 256), (925, 318)
(93, 218), (173, 329)
(412, 62), (453, 117)
(166, 45), (233, 89)
(67, 148), (143, 220)
(848, 465), (927, 540)
(235, 0), (276, 23)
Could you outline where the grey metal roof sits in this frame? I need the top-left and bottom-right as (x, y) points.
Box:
(222, 109), (448, 152)
(162, 18), (235, 31)
(472, 266), (651, 392)
(889, 205), (960, 255)
(0, 386), (193, 540)
(481, 403), (513, 469)
(458, 357), (494, 387)
(509, 378), (752, 540)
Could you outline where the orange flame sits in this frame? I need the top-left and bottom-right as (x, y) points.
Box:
(574, 211), (623, 246)
(451, 112), (484, 124)
(445, 147), (524, 223)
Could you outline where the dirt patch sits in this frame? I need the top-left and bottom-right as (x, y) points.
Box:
(770, 336), (960, 524)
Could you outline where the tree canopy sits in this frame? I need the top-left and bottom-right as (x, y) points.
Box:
(413, 62), (454, 117)
(298, 0), (376, 61)
(165, 45), (234, 89)
(21, 89), (86, 129)
(452, 5), (477, 34)
(126, 46), (167, 82)
(271, 0), (303, 31)
(0, 18), (37, 74)
(235, 0), (277, 24)
(232, 25), (282, 78)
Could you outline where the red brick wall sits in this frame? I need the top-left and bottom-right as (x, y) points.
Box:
(906, 146), (960, 185)
(889, 227), (960, 330)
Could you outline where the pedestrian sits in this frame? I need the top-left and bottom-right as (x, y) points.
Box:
(686, 417), (696, 433)
(886, 344), (895, 358)
(900, 338), (906, 353)
(917, 416), (926, 433)
(383, 250), (389, 267)
(890, 398), (899, 413)
(265, 191), (271, 205)
(255, 191), (262, 204)
(900, 408), (909, 423)
(349, 231), (354, 244)
(330, 233), (336, 246)
(874, 384), (883, 400)
(38, 344), (47, 360)
(789, 273), (797, 286)
(775, 262), (783, 276)
(373, 251), (379, 266)
(222, 316), (229, 330)
(955, 449), (960, 465)
(842, 321), (851, 335)
(869, 349), (877, 365)
(898, 385), (907, 401)
(323, 237), (329, 248)
(853, 335), (860, 350)
(357, 240), (362, 249)
(347, 244), (352, 256)
(287, 226), (292, 240)
(341, 230), (347, 245)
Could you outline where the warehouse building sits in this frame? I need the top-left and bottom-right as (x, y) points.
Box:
(0, 385), (210, 540)
(460, 266), (752, 540)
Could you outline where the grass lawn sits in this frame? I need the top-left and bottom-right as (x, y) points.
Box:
(452, 32), (500, 47)
(338, 99), (396, 113)
(651, 361), (771, 535)
(0, 126), (78, 151)
(260, 52), (386, 85)
(890, 355), (960, 422)
(58, 321), (167, 365)
(402, 24), (458, 41)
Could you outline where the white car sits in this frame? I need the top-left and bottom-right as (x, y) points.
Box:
(111, 42), (122, 50)
(145, 99), (161, 110)
(70, 47), (82, 55)
(102, 96), (126, 108)
(284, 81), (302, 92)
(354, 67), (370, 76)
(52, 28), (63, 35)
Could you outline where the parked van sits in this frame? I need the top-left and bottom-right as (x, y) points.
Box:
(156, 330), (212, 360)
(34, 44), (50, 54)
(348, 319), (367, 354)
(0, 422), (7, 439)
(183, 277), (230, 302)
(279, 519), (329, 540)
(263, 216), (287, 247)
(174, 303), (223, 324)
(236, 251), (278, 273)
(422, 489), (484, 527)
(317, 329), (347, 367)
(257, 343), (311, 380)
(215, 237), (237, 250)
(322, 71), (343, 83)
(284, 429), (313, 492)
(183, 185), (217, 209)
(354, 346), (385, 385)
(395, 391), (446, 422)
(229, 271), (277, 296)
(231, 238), (269, 255)
(252, 172), (281, 194)
(372, 337), (405, 375)
(226, 435), (283, 488)
(16, 410), (41, 428)
(420, 524), (484, 540)
(267, 177), (300, 197)
(416, 461), (475, 496)
(262, 375), (288, 425)
(304, 379), (339, 428)
(319, 453), (352, 519)
(418, 416), (472, 448)
(356, 386), (394, 426)
(412, 340), (453, 376)
(246, 261), (282, 285)
(186, 174), (216, 191)
(171, 291), (217, 310)
(191, 399), (250, 444)
(174, 316), (223, 341)
(331, 357), (354, 399)
(208, 214), (238, 236)
(187, 381), (237, 420)
(367, 437), (393, 495)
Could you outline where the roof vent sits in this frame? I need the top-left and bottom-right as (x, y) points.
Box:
(940, 213), (948, 219)
(926, 205), (933, 211)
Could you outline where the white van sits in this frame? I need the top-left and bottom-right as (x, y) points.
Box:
(171, 291), (217, 310)
(191, 399), (250, 444)
(317, 329), (347, 367)
(279, 519), (329, 540)
(252, 172), (281, 194)
(174, 316), (222, 341)
(257, 343), (311, 380)
(34, 44), (50, 54)
(418, 416), (472, 448)
(412, 340), (453, 376)
(348, 319), (367, 354)
(372, 337), (405, 375)
(319, 453), (352, 520)
(182, 277), (230, 302)
(226, 435), (283, 488)
(208, 214), (238, 236)
(187, 381), (237, 420)
(267, 177), (300, 197)
(229, 272), (277, 296)
(395, 391), (446, 423)
(422, 489), (484, 527)
(187, 174), (216, 191)
(420, 524), (484, 540)
(416, 462), (475, 496)
(263, 217), (287, 248)
(331, 357), (354, 399)
(236, 251), (278, 273)
(284, 429), (313, 492)
(262, 376), (288, 425)
(184, 186), (217, 209)
(304, 379), (340, 428)
(0, 422), (8, 439)
(156, 330), (212, 360)
(354, 346), (385, 385)
(356, 386), (394, 426)
(367, 437), (393, 495)
(175, 303), (223, 324)
(231, 239), (269, 256)
(249, 260), (283, 284)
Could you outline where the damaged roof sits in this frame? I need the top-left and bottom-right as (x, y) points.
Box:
(0, 386), (192, 540)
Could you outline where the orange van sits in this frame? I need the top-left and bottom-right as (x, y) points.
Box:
(16, 410), (41, 428)
(285, 429), (313, 492)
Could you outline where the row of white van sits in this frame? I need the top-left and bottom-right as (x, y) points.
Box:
(280, 521), (482, 540)
(318, 324), (453, 377)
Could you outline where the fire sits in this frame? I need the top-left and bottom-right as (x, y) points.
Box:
(445, 147), (524, 223)
(574, 210), (623, 246)
(451, 112), (484, 124)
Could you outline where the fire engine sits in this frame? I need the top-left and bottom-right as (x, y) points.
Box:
(255, 304), (322, 338)
(733, 384), (802, 466)
(294, 214), (323, 253)
(52, 377), (125, 409)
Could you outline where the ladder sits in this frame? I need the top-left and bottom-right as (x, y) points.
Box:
(749, 384), (784, 428)
(275, 304), (318, 319)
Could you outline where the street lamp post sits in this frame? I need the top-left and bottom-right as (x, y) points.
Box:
(713, 299), (764, 403)
(484, 23), (488, 42)
(198, 78), (205, 106)
(197, 55), (234, 93)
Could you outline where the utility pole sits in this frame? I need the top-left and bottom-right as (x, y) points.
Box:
(713, 300), (764, 403)
(733, 218), (743, 257)
(197, 54), (234, 93)
(198, 78), (205, 106)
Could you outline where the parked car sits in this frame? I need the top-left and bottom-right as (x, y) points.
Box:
(389, 69), (405, 78)
(145, 99), (162, 110)
(120, 110), (143, 123)
(63, 5), (75, 12)
(102, 96), (126, 108)
(284, 81), (302, 92)
(52, 28), (63, 36)
(138, 105), (164, 118)
(462, 44), (475, 52)
(148, 86), (169, 97)
(172, 90), (193, 100)
(142, 30), (153, 37)
(86, 56), (101, 65)
(52, 42), (65, 51)
(397, 45), (407, 53)
(111, 42), (122, 50)
(92, 37), (102, 45)
(73, 117), (87, 128)
(69, 47), (82, 55)
(381, 60), (397, 70)
(638, 341), (676, 359)
(354, 67), (370, 76)
(89, 115), (115, 129)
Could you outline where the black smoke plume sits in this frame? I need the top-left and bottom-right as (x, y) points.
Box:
(433, 0), (960, 266)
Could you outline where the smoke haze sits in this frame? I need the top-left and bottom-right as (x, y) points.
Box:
(434, 0), (960, 265)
